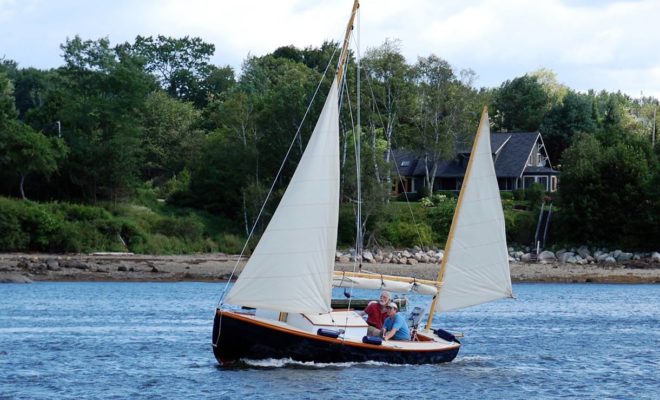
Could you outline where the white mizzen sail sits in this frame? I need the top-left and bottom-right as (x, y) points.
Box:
(436, 108), (514, 312)
(225, 79), (340, 314)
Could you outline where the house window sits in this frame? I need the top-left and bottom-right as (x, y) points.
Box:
(523, 175), (553, 191)
(523, 177), (535, 188)
(400, 160), (410, 167)
(538, 176), (548, 191)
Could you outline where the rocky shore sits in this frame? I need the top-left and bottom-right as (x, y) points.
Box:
(1, 250), (659, 284)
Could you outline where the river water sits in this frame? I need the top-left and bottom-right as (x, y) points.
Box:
(1, 282), (658, 399)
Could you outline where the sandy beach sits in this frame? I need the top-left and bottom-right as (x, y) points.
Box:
(1, 252), (658, 284)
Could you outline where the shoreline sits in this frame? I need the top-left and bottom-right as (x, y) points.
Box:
(1, 253), (659, 284)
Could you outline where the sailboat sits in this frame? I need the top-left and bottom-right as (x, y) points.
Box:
(212, 0), (513, 365)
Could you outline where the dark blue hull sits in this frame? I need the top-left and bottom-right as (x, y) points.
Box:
(212, 309), (460, 365)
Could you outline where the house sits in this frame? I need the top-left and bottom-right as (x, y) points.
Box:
(392, 132), (558, 195)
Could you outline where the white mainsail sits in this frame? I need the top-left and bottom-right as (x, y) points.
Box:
(225, 79), (340, 314)
(436, 108), (514, 312)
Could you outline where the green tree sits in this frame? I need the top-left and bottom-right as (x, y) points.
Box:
(56, 36), (155, 201)
(410, 55), (480, 191)
(362, 39), (415, 185)
(558, 132), (655, 248)
(540, 90), (597, 163)
(125, 35), (228, 106)
(0, 72), (17, 123)
(140, 91), (204, 182)
(0, 120), (68, 199)
(492, 74), (550, 132)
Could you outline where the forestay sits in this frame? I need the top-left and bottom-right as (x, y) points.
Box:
(225, 79), (340, 314)
(436, 109), (514, 312)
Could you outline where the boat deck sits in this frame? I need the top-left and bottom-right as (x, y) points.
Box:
(232, 311), (459, 352)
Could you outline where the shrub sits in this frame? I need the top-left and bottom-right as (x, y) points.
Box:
(154, 216), (204, 241)
(505, 210), (536, 245)
(217, 233), (245, 254)
(0, 199), (29, 250)
(525, 183), (546, 209)
(381, 221), (433, 248)
(416, 185), (431, 199)
(512, 188), (525, 201)
(500, 191), (514, 201)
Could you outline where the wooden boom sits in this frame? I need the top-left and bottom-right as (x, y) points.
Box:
(333, 270), (442, 288)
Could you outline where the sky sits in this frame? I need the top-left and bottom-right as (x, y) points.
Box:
(1, 0), (659, 98)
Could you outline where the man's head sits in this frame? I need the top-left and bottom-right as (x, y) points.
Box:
(386, 301), (398, 316)
(378, 291), (391, 306)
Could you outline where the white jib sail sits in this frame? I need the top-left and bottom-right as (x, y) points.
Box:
(225, 79), (340, 314)
(436, 109), (514, 312)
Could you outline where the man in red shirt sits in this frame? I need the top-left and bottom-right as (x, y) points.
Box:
(361, 291), (390, 336)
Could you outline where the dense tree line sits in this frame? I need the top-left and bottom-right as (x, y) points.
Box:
(0, 35), (658, 250)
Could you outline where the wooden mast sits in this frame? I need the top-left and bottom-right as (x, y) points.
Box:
(336, 0), (360, 87)
(424, 106), (490, 331)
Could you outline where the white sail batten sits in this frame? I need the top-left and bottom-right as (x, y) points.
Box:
(436, 110), (514, 312)
(225, 80), (340, 314)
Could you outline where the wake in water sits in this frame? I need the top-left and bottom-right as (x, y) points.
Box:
(227, 358), (407, 369)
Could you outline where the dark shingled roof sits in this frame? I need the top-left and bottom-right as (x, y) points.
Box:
(392, 132), (557, 179)
(492, 132), (540, 178)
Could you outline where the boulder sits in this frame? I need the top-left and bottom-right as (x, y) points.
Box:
(596, 253), (610, 262)
(652, 252), (660, 263)
(521, 253), (531, 263)
(407, 258), (418, 265)
(538, 251), (556, 263)
(63, 260), (89, 270)
(616, 252), (633, 262)
(30, 262), (47, 272)
(402, 250), (412, 258)
(577, 246), (591, 259)
(398, 257), (408, 265)
(0, 273), (32, 283)
(362, 251), (374, 262)
(46, 258), (61, 271)
(338, 256), (350, 264)
(604, 256), (617, 265)
(559, 252), (575, 264)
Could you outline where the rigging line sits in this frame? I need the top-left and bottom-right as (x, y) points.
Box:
(339, 56), (358, 332)
(216, 44), (341, 307)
